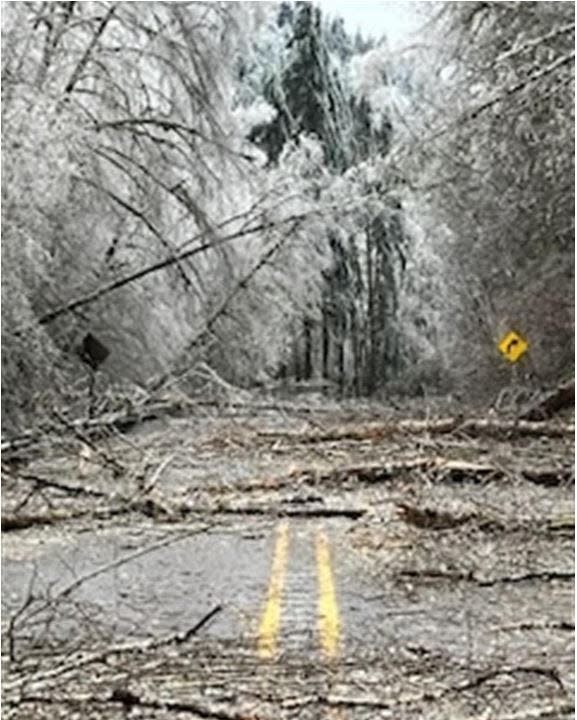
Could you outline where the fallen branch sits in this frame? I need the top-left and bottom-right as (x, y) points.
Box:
(255, 666), (570, 714)
(7, 663), (570, 719)
(173, 605), (222, 645)
(448, 665), (565, 693)
(395, 501), (574, 535)
(3, 407), (573, 460)
(5, 470), (107, 499)
(399, 568), (474, 583)
(51, 410), (125, 476)
(1, 392), (251, 456)
(399, 568), (574, 586)
(496, 620), (574, 633)
(184, 504), (367, 520)
(9, 692), (256, 720)
(5, 605), (222, 697)
(476, 570), (574, 587)
(290, 458), (573, 488)
(1, 403), (170, 455)
(139, 454), (174, 496)
(1, 511), (84, 532)
(325, 666), (567, 709)
(0, 400), (260, 455)
(1, 502), (143, 533)
(396, 502), (474, 530)
(257, 417), (574, 445)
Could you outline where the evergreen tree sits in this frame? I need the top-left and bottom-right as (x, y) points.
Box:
(239, 1), (406, 394)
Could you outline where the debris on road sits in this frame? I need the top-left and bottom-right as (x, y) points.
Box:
(2, 402), (574, 719)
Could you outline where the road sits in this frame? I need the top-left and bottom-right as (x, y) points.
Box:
(2, 406), (575, 718)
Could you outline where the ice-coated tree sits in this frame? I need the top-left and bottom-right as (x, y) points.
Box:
(236, 1), (407, 394)
(393, 1), (574, 399)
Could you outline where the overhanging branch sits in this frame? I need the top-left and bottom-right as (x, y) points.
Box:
(33, 211), (319, 327)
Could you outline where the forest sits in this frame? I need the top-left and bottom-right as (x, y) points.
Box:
(2, 0), (573, 431)
(1, 4), (575, 720)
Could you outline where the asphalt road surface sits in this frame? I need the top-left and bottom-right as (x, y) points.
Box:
(2, 408), (574, 719)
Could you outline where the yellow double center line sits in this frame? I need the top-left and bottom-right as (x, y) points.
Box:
(257, 521), (290, 659)
(257, 522), (341, 660)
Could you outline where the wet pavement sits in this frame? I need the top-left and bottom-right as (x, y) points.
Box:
(2, 409), (574, 718)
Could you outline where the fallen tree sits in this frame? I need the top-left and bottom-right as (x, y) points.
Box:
(257, 417), (575, 445)
(288, 457), (573, 488)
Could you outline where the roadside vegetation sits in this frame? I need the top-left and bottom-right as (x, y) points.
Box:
(2, 1), (573, 433)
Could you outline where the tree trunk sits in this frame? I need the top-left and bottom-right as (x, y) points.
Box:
(303, 317), (312, 380)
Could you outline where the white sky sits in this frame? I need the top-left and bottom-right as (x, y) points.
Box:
(318, 1), (427, 49)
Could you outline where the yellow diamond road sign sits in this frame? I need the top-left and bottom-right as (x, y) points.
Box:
(498, 331), (528, 363)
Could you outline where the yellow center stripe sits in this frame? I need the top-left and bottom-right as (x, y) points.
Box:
(257, 521), (290, 659)
(316, 528), (341, 660)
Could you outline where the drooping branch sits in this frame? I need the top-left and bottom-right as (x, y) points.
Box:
(78, 175), (194, 289)
(148, 228), (297, 391)
(32, 210), (320, 327)
(465, 51), (575, 123)
(93, 116), (257, 162)
(63, 3), (117, 95)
